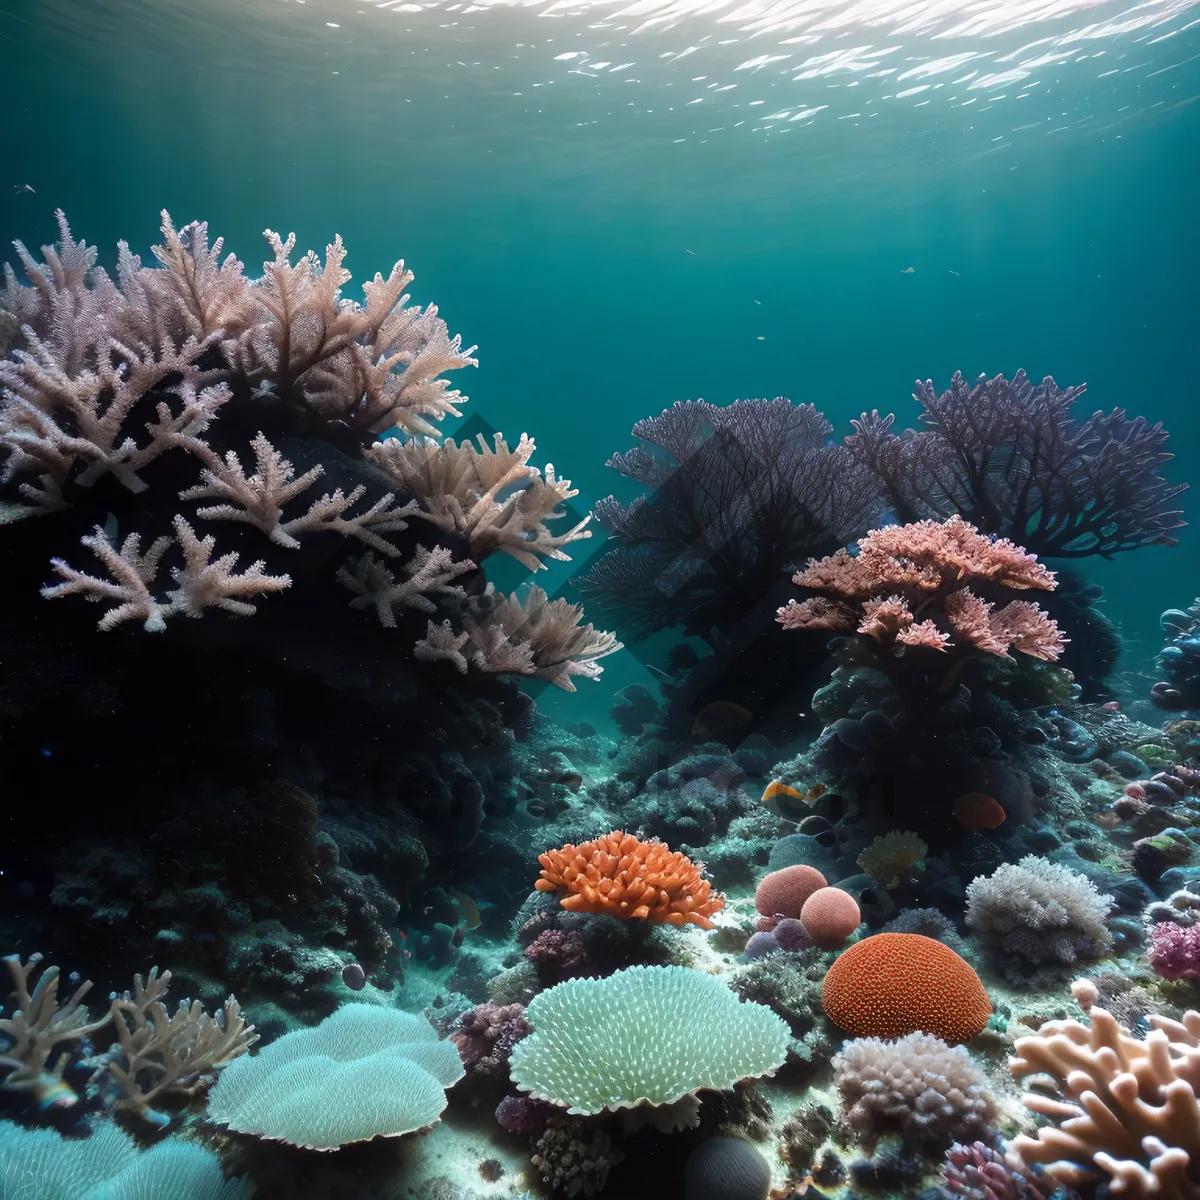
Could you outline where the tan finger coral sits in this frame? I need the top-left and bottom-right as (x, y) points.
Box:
(1010, 981), (1200, 1198)
(535, 831), (724, 930)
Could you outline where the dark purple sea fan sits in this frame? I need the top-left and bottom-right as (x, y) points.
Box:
(579, 398), (881, 642)
(847, 370), (1186, 558)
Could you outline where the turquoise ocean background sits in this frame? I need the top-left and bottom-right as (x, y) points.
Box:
(4, 0), (1198, 724)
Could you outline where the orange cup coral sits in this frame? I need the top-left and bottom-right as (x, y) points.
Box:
(535, 830), (725, 930)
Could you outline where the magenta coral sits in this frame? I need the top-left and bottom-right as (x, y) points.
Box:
(777, 516), (1065, 663)
(1148, 922), (1200, 980)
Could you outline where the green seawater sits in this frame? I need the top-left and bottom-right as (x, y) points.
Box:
(3, 0), (1199, 720)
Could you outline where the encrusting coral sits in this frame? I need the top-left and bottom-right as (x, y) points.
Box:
(535, 830), (725, 929)
(1010, 978), (1200, 1198)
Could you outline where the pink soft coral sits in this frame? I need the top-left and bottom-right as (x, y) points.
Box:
(777, 516), (1065, 662)
(1148, 921), (1200, 980)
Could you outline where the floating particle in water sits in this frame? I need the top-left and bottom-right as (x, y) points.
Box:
(900, 266), (915, 274)
(341, 962), (367, 991)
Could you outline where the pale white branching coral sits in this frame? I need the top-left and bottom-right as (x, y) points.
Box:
(179, 435), (417, 554)
(413, 619), (472, 672)
(461, 584), (623, 691)
(234, 228), (476, 435)
(965, 856), (1113, 978)
(366, 432), (591, 569)
(41, 518), (292, 631)
(337, 546), (474, 627)
(1009, 986), (1200, 1198)
(1, 210), (474, 517)
(833, 1031), (997, 1151)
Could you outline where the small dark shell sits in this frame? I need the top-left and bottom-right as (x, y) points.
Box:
(341, 962), (367, 991)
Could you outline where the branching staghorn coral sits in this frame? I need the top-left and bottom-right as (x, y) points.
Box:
(0, 211), (618, 678)
(1, 955), (254, 1122)
(106, 966), (257, 1126)
(0, 953), (110, 1107)
(777, 517), (1065, 702)
(579, 397), (881, 642)
(413, 583), (623, 691)
(366, 431), (591, 570)
(1010, 979), (1200, 1198)
(846, 370), (1186, 558)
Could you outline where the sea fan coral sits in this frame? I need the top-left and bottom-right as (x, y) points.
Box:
(822, 933), (992, 1043)
(846, 370), (1186, 558)
(578, 397), (881, 642)
(1010, 990), (1200, 1196)
(777, 516), (1066, 664)
(534, 831), (724, 929)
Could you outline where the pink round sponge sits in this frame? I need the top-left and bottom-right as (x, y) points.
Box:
(800, 887), (860, 948)
(755, 865), (827, 930)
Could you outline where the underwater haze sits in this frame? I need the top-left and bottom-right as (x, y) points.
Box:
(2, 0), (1200, 1196)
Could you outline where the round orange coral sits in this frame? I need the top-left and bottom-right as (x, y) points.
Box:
(822, 933), (991, 1043)
(800, 887), (860, 948)
(534, 830), (725, 929)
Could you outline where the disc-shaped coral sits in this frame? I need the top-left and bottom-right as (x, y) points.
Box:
(823, 933), (991, 1043)
(206, 1004), (464, 1150)
(509, 965), (789, 1116)
(535, 830), (724, 929)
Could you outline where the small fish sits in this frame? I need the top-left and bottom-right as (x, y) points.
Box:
(753, 299), (762, 305)
(756, 335), (766, 341)
(953, 792), (1006, 830)
(13, 184), (35, 195)
(900, 266), (915, 274)
(684, 248), (697, 256)
(453, 890), (482, 931)
(949, 269), (960, 275)
(762, 780), (803, 805)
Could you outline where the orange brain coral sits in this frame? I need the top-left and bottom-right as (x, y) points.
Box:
(535, 831), (724, 929)
(823, 933), (992, 1043)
